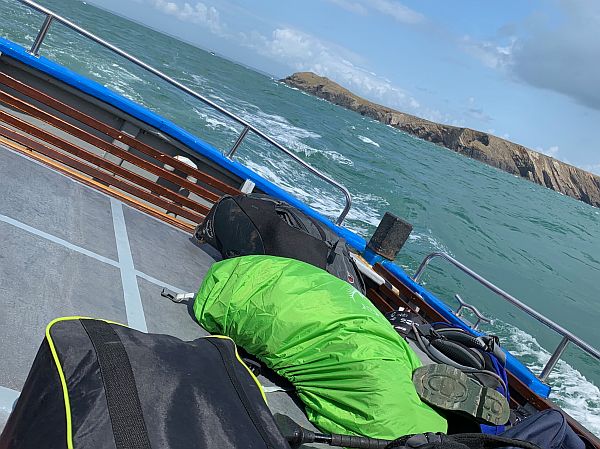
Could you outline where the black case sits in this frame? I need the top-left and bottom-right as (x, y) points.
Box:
(0, 318), (290, 449)
(195, 193), (365, 294)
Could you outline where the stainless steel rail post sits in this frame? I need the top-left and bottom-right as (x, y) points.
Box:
(413, 251), (600, 380)
(16, 0), (352, 224)
(539, 336), (570, 382)
(227, 125), (250, 158)
(30, 14), (53, 56)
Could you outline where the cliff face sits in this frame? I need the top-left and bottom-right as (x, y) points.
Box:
(282, 72), (600, 208)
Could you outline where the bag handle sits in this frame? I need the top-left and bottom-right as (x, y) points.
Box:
(81, 319), (152, 449)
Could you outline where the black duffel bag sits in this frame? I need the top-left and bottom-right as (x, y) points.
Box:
(0, 318), (290, 449)
(194, 193), (365, 294)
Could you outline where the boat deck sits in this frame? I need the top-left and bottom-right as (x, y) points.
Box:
(0, 143), (323, 446)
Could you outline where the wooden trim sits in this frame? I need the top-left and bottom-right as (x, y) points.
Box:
(0, 89), (221, 203)
(366, 288), (395, 313)
(0, 109), (209, 217)
(0, 124), (205, 223)
(0, 71), (240, 196)
(0, 135), (194, 232)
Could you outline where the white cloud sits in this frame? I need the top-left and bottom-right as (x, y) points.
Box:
(463, 96), (493, 123)
(535, 145), (559, 157)
(461, 35), (515, 70)
(325, 0), (424, 23)
(463, 1), (600, 111)
(150, 0), (224, 34)
(466, 107), (492, 122)
(326, 0), (368, 15)
(244, 27), (422, 113)
(584, 163), (600, 176)
(366, 0), (425, 24)
(512, 0), (600, 110)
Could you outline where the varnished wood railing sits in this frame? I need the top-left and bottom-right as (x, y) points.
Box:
(0, 71), (241, 228)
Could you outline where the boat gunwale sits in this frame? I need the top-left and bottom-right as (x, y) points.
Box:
(0, 32), (558, 399)
(1, 11), (600, 444)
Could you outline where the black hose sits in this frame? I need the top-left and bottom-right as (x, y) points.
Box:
(411, 325), (508, 394)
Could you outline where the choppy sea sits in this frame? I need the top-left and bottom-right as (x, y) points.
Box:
(2, 0), (599, 435)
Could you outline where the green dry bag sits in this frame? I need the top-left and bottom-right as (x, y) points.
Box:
(194, 255), (447, 439)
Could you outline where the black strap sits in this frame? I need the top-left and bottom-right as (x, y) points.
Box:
(204, 338), (275, 449)
(451, 434), (540, 449)
(385, 433), (540, 449)
(81, 319), (152, 449)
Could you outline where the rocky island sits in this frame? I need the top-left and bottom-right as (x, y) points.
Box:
(282, 72), (600, 208)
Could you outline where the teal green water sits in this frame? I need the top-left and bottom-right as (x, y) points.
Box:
(2, 0), (599, 433)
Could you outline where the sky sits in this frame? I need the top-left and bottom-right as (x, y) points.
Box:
(85, 0), (600, 174)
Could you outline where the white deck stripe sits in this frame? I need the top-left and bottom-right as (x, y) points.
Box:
(135, 271), (185, 294)
(0, 386), (19, 414)
(110, 198), (148, 332)
(0, 213), (120, 268)
(0, 212), (183, 295)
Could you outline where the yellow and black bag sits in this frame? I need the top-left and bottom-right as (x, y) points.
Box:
(0, 317), (290, 449)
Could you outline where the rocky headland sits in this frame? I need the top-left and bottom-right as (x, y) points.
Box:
(282, 72), (600, 208)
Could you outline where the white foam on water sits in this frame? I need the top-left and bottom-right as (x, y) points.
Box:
(242, 108), (320, 140)
(326, 151), (354, 166)
(241, 157), (383, 235)
(358, 135), (380, 147)
(342, 193), (388, 235)
(241, 158), (321, 209)
(208, 94), (226, 103)
(491, 321), (600, 436)
(193, 108), (239, 134)
(190, 74), (208, 86)
(46, 45), (149, 104)
(409, 230), (454, 256)
(236, 106), (355, 166)
(108, 83), (144, 104)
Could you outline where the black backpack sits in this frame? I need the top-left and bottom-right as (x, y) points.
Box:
(194, 194), (366, 294)
(0, 318), (290, 449)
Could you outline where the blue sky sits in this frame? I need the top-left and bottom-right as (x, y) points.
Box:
(88, 0), (599, 174)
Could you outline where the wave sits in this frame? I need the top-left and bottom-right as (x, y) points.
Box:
(409, 230), (454, 256)
(208, 94), (226, 103)
(234, 105), (355, 166)
(240, 157), (383, 236)
(490, 321), (600, 436)
(193, 108), (239, 134)
(358, 135), (380, 147)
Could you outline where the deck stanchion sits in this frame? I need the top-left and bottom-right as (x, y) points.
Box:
(540, 336), (570, 382)
(412, 252), (600, 381)
(227, 125), (250, 158)
(30, 14), (53, 56)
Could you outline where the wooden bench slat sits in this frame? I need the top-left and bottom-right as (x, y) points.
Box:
(0, 89), (222, 203)
(0, 110), (209, 218)
(0, 124), (205, 223)
(0, 71), (240, 196)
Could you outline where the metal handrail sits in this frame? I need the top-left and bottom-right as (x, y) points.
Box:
(413, 252), (600, 382)
(454, 294), (491, 330)
(16, 0), (352, 225)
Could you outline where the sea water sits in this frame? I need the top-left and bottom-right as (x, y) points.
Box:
(1, 0), (599, 435)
